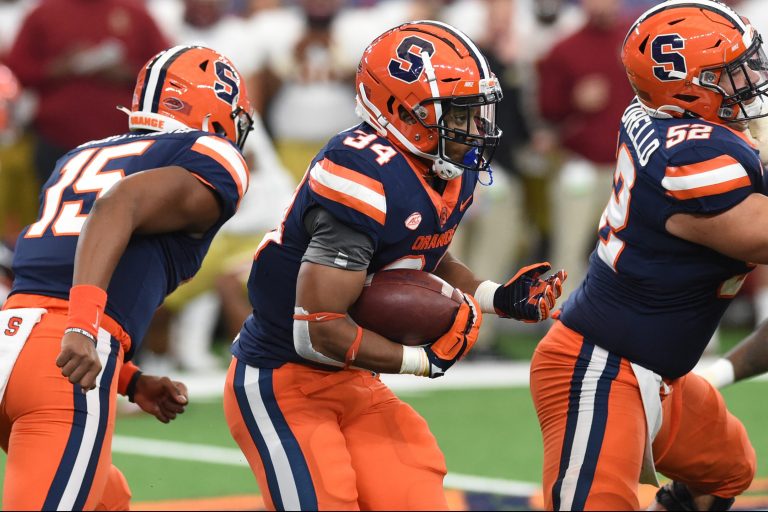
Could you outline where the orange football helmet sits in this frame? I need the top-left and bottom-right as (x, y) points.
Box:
(128, 45), (253, 149)
(355, 21), (502, 180)
(622, 0), (768, 123)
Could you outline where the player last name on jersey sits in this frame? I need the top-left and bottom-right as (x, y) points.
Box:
(622, 100), (660, 166)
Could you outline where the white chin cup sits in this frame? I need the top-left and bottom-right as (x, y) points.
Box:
(736, 95), (768, 119)
(432, 159), (464, 180)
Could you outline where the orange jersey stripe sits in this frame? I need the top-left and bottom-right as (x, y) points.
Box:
(665, 154), (740, 177)
(309, 177), (386, 225)
(666, 175), (752, 200)
(318, 158), (385, 195)
(191, 142), (246, 199)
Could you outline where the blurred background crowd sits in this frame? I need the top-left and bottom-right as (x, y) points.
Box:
(1, 0), (766, 373)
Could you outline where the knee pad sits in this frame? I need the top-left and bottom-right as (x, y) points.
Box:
(655, 481), (735, 511)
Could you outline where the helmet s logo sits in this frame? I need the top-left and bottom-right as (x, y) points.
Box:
(388, 36), (435, 84)
(651, 34), (687, 81)
(214, 61), (239, 105)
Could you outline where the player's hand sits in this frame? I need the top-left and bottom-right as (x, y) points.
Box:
(56, 331), (102, 392)
(424, 293), (482, 378)
(494, 263), (567, 322)
(133, 375), (188, 424)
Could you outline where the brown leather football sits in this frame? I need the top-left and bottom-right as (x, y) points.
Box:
(349, 269), (463, 346)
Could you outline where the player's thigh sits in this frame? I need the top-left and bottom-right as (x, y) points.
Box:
(531, 321), (645, 511)
(224, 358), (359, 511)
(345, 383), (448, 511)
(653, 373), (755, 497)
(2, 316), (122, 511)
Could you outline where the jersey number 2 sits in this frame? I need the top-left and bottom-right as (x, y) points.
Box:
(597, 144), (636, 271)
(25, 141), (154, 238)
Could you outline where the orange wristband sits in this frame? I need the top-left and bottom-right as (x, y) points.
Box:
(118, 360), (142, 398)
(67, 284), (107, 339)
(344, 326), (364, 369)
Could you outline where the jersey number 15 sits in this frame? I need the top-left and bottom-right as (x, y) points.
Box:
(25, 141), (154, 238)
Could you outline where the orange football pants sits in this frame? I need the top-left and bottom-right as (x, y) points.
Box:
(1, 295), (132, 510)
(531, 320), (756, 511)
(224, 358), (448, 511)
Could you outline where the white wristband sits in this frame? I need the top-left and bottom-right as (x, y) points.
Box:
(474, 280), (501, 314)
(698, 358), (735, 389)
(400, 346), (429, 377)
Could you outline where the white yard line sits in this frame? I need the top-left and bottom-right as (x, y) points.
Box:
(163, 361), (534, 400)
(112, 435), (539, 496)
(165, 356), (764, 400)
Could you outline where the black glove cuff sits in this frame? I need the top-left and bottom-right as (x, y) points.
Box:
(126, 370), (143, 403)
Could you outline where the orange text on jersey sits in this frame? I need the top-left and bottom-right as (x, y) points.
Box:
(411, 226), (457, 251)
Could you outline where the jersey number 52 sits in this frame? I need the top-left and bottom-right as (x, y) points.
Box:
(597, 144), (636, 271)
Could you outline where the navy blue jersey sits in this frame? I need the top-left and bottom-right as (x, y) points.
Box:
(11, 129), (247, 358)
(233, 123), (478, 368)
(560, 100), (766, 378)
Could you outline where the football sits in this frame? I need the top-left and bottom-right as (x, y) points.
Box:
(349, 269), (464, 346)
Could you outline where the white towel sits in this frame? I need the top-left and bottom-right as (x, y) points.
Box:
(0, 308), (46, 402)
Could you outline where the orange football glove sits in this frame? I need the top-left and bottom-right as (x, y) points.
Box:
(423, 293), (482, 378)
(494, 263), (567, 322)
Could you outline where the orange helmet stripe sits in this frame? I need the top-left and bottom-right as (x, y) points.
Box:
(138, 45), (195, 115)
(413, 20), (490, 79)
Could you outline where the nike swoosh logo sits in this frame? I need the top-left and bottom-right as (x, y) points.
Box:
(315, 315), (328, 321)
(459, 195), (473, 212)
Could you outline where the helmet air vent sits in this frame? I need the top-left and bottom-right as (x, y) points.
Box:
(673, 93), (700, 103)
(639, 35), (650, 55)
(386, 96), (396, 115)
(706, 39), (723, 49)
(667, 18), (686, 26)
(199, 60), (209, 72)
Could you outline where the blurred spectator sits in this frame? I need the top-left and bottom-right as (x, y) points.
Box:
(138, 0), (294, 372)
(0, 0), (34, 60)
(0, 64), (37, 246)
(505, 0), (586, 265)
(0, 241), (12, 305)
(147, 0), (259, 78)
(5, 0), (168, 184)
(536, 0), (634, 299)
(249, 0), (364, 180)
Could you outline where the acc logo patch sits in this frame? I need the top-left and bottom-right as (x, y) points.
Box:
(162, 97), (185, 111)
(405, 212), (422, 230)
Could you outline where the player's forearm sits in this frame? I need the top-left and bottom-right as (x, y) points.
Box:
(309, 320), (405, 373)
(433, 251), (483, 296)
(725, 320), (768, 382)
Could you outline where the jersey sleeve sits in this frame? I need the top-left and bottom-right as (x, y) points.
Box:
(305, 147), (387, 247)
(174, 133), (250, 220)
(659, 141), (762, 218)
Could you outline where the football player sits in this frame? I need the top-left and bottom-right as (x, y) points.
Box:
(0, 45), (253, 509)
(223, 20), (566, 511)
(530, 1), (768, 510)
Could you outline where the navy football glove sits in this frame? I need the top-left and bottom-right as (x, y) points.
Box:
(494, 263), (566, 322)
